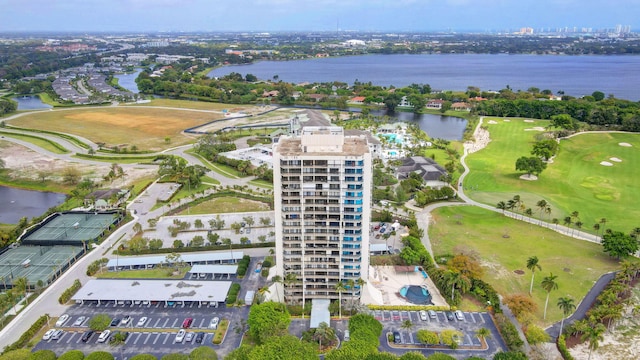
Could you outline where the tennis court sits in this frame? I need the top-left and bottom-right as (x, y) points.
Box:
(21, 211), (122, 246)
(0, 245), (83, 289)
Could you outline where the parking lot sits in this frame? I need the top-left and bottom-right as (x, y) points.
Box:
(375, 309), (507, 358)
(32, 301), (249, 358)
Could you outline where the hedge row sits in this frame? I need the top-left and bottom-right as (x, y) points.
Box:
(237, 255), (251, 277)
(86, 258), (109, 276)
(2, 314), (48, 354)
(470, 278), (502, 313)
(557, 334), (574, 360)
(74, 153), (159, 162)
(0, 130), (69, 153)
(5, 124), (91, 149)
(494, 313), (524, 352)
(58, 279), (81, 304)
(367, 304), (451, 312)
(226, 283), (241, 305)
(116, 242), (274, 256)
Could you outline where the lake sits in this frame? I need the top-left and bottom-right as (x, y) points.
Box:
(208, 54), (640, 101)
(0, 186), (66, 224)
(114, 68), (143, 93)
(13, 95), (53, 110)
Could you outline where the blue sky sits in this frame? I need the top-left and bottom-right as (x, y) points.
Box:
(0, 0), (638, 33)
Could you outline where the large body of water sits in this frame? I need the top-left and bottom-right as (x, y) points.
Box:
(0, 186), (66, 224)
(209, 54), (640, 101)
(114, 68), (143, 93)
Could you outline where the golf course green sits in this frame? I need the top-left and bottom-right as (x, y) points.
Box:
(464, 117), (640, 233)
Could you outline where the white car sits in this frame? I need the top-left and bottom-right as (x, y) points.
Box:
(137, 317), (147, 327)
(419, 310), (428, 321)
(209, 317), (219, 330)
(42, 329), (56, 340)
(55, 314), (69, 327)
(73, 316), (86, 326)
(175, 329), (186, 343)
(97, 330), (111, 343)
(121, 315), (132, 326)
(185, 332), (194, 342)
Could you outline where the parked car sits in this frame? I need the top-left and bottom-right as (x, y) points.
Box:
(137, 317), (148, 327)
(55, 314), (69, 327)
(419, 310), (428, 321)
(344, 330), (350, 341)
(455, 310), (465, 321)
(121, 315), (132, 326)
(51, 330), (64, 341)
(97, 330), (111, 343)
(42, 329), (56, 341)
(73, 316), (86, 326)
(195, 332), (205, 344)
(445, 311), (455, 321)
(81, 330), (94, 342)
(209, 317), (219, 330)
(175, 329), (186, 343)
(110, 318), (120, 327)
(185, 332), (194, 342)
(182, 317), (193, 328)
(428, 310), (437, 319)
(393, 331), (401, 344)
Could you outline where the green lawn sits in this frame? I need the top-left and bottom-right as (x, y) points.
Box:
(465, 117), (640, 232)
(429, 205), (620, 325)
(176, 196), (271, 215)
(0, 131), (68, 154)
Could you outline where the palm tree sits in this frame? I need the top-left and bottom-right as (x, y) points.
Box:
(536, 200), (547, 218)
(401, 319), (414, 332)
(284, 273), (298, 305)
(314, 321), (335, 350)
(496, 201), (507, 214)
(545, 205), (552, 220)
(593, 223), (601, 242)
(335, 281), (346, 319)
(526, 256), (542, 295)
(581, 323), (606, 360)
(258, 285), (270, 303)
(552, 218), (559, 229)
(599, 218), (608, 234)
(445, 271), (471, 302)
(557, 296), (576, 335)
(525, 208), (533, 223)
(271, 275), (283, 303)
(346, 278), (356, 314)
(563, 216), (573, 236)
(13, 277), (28, 304)
(542, 273), (559, 319)
(475, 327), (491, 344)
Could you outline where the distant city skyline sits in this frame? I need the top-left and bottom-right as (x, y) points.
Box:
(0, 0), (638, 33)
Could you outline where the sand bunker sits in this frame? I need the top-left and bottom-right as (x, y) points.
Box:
(600, 161), (613, 166)
(610, 157), (622, 162)
(519, 174), (538, 181)
(503, 119), (510, 122)
(619, 142), (632, 147)
(524, 127), (546, 131)
(487, 120), (498, 124)
(524, 119), (534, 123)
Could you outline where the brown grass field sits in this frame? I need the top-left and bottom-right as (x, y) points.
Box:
(129, 98), (252, 111)
(9, 107), (225, 151)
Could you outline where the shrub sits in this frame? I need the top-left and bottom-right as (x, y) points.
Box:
(86, 258), (108, 276)
(237, 255), (251, 277)
(58, 279), (82, 304)
(2, 315), (48, 354)
(211, 319), (229, 345)
(29, 350), (57, 360)
(58, 350), (86, 360)
(226, 283), (241, 305)
(494, 314), (524, 352)
(85, 351), (114, 360)
(556, 334), (574, 360)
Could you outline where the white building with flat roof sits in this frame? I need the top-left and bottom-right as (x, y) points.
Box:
(273, 126), (372, 306)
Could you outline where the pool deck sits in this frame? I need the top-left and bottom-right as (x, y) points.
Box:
(364, 265), (448, 307)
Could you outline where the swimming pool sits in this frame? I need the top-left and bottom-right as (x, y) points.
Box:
(378, 133), (404, 144)
(399, 285), (433, 305)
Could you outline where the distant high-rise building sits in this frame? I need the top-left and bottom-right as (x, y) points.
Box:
(273, 126), (372, 306)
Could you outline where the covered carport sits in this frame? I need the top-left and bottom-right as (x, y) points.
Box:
(106, 251), (244, 271)
(188, 264), (238, 280)
(71, 279), (232, 307)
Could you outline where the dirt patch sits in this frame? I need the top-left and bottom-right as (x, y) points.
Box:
(513, 269), (525, 275)
(524, 119), (534, 123)
(0, 140), (155, 186)
(524, 127), (546, 131)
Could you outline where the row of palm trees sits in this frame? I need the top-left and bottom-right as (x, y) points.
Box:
(266, 273), (366, 319)
(525, 256), (561, 320)
(497, 195), (614, 241)
(0, 276), (30, 327)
